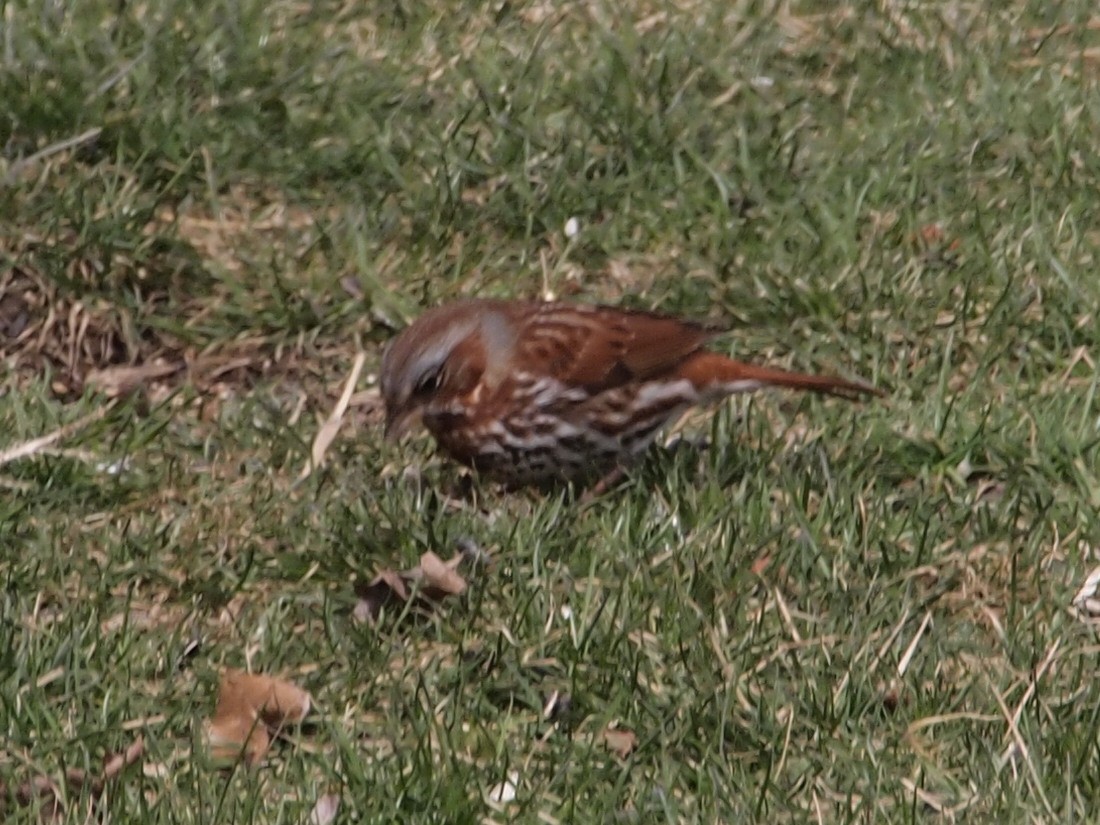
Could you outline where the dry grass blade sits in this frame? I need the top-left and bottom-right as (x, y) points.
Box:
(990, 640), (1062, 816)
(1, 127), (102, 187)
(85, 361), (184, 397)
(297, 351), (366, 482)
(833, 606), (912, 705)
(0, 402), (115, 467)
(896, 611), (932, 677)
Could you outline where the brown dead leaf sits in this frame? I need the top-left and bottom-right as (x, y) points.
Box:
(204, 670), (311, 766)
(353, 569), (410, 623)
(230, 670), (311, 727)
(354, 547), (486, 623)
(750, 552), (772, 576)
(601, 726), (638, 759)
(206, 713), (270, 767)
(413, 551), (467, 600)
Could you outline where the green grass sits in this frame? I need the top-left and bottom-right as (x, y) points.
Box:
(3, 0), (1100, 821)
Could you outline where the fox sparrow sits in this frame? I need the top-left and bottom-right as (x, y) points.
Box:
(380, 299), (880, 486)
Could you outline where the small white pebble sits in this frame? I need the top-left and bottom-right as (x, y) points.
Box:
(96, 458), (131, 476)
(750, 75), (774, 89)
(564, 216), (580, 238)
(487, 772), (518, 804)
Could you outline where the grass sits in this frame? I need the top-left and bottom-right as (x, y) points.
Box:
(3, 0), (1100, 821)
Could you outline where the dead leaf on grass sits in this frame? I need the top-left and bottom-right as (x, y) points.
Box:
(0, 736), (144, 821)
(204, 669), (312, 766)
(353, 569), (409, 623)
(601, 726), (638, 759)
(353, 545), (488, 623)
(415, 551), (468, 598)
(750, 552), (772, 576)
(309, 793), (341, 825)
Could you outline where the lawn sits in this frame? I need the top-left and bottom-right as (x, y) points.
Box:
(3, 0), (1100, 822)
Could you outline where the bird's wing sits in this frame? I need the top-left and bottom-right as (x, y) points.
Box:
(517, 303), (716, 392)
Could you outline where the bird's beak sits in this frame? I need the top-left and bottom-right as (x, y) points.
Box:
(383, 406), (422, 442)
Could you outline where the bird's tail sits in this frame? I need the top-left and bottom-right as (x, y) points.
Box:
(680, 352), (883, 401)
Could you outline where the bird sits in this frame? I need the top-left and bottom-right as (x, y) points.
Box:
(380, 298), (881, 487)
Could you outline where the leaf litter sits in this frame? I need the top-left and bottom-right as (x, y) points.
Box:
(353, 542), (490, 624)
(204, 669), (312, 767)
(0, 736), (144, 821)
(601, 725), (639, 759)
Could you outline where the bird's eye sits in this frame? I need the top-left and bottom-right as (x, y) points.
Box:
(413, 368), (443, 396)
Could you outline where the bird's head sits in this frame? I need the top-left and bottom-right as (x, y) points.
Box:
(379, 300), (515, 440)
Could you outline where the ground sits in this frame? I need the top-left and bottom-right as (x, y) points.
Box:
(3, 1), (1100, 822)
